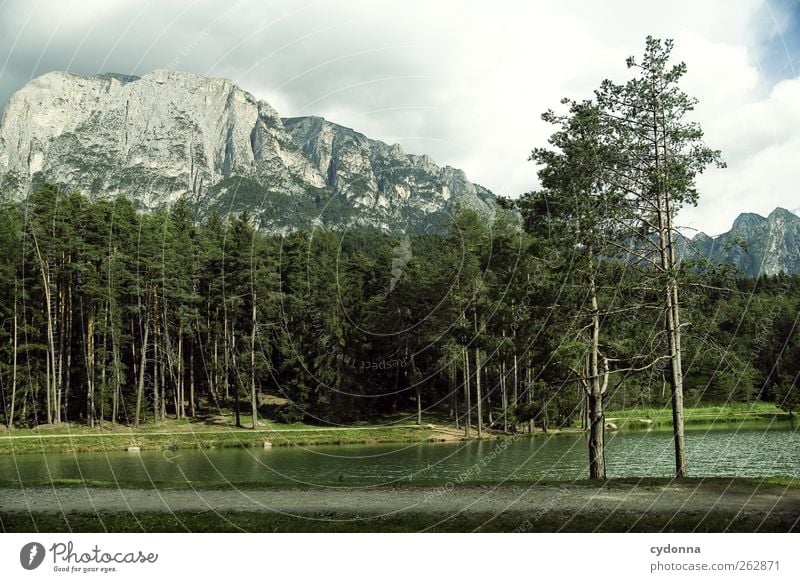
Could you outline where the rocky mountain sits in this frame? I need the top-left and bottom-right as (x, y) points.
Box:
(680, 208), (800, 277)
(0, 70), (496, 232)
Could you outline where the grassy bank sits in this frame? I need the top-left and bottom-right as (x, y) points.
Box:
(0, 403), (792, 455)
(2, 476), (796, 491)
(4, 509), (795, 533)
(603, 402), (790, 429)
(0, 417), (459, 455)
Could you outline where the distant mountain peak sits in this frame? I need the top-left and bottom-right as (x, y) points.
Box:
(768, 207), (800, 221)
(684, 208), (800, 276)
(731, 211), (767, 231)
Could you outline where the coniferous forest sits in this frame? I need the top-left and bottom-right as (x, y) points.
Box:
(1, 184), (798, 434)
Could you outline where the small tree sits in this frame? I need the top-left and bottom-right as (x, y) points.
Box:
(520, 100), (628, 479)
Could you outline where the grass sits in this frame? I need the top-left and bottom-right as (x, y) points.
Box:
(1, 402), (792, 455)
(2, 507), (796, 533)
(0, 416), (458, 455)
(1, 476), (797, 491)
(603, 402), (789, 429)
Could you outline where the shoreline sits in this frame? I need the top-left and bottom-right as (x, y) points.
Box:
(0, 423), (511, 455)
(0, 404), (791, 456)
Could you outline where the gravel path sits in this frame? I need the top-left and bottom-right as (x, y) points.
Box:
(2, 483), (799, 517)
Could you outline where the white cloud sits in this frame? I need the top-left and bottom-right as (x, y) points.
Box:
(683, 75), (800, 235)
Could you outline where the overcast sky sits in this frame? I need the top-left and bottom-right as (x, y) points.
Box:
(1, 0), (798, 235)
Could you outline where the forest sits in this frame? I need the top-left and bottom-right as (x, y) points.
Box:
(0, 38), (798, 481)
(0, 184), (798, 432)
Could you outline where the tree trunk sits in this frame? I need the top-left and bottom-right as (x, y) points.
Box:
(452, 361), (459, 430)
(512, 351), (518, 432)
(463, 346), (471, 437)
(250, 293), (258, 429)
(8, 306), (17, 429)
(189, 339), (195, 417)
(587, 392), (606, 479)
(407, 351), (421, 425)
(86, 309), (95, 427)
(130, 333), (137, 425)
(45, 351), (52, 425)
(170, 358), (177, 419)
(474, 347), (482, 438)
(588, 270), (607, 479)
(177, 325), (185, 419)
(486, 366), (493, 426)
(58, 275), (70, 424)
(665, 195), (687, 477)
(473, 311), (483, 438)
(581, 388), (589, 431)
(232, 333), (241, 428)
(57, 279), (65, 423)
(99, 308), (107, 427)
(501, 358), (508, 433)
(31, 232), (56, 424)
(134, 312), (149, 428)
(526, 364), (533, 434)
(159, 341), (167, 420)
(224, 318), (230, 400)
(111, 324), (120, 428)
(653, 102), (688, 478)
(152, 316), (160, 421)
(211, 334), (218, 402)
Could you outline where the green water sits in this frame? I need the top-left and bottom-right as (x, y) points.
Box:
(1, 423), (797, 486)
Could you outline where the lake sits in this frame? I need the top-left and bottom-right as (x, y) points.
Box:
(1, 423), (797, 486)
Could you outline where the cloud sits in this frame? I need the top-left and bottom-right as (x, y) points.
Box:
(687, 77), (800, 235)
(0, 0), (796, 234)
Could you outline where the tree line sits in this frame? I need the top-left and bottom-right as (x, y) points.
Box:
(0, 186), (797, 451)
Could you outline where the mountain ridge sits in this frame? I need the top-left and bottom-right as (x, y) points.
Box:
(0, 70), (797, 274)
(681, 207), (800, 277)
(0, 69), (495, 233)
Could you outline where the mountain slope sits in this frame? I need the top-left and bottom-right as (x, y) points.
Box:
(0, 70), (495, 232)
(681, 208), (800, 276)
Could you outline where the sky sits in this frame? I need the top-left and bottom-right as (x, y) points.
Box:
(0, 0), (798, 236)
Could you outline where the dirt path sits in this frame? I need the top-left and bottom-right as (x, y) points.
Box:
(2, 483), (798, 517)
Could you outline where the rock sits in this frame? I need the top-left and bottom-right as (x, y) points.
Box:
(676, 208), (800, 276)
(263, 441), (273, 448)
(605, 422), (618, 431)
(0, 70), (496, 234)
(126, 446), (141, 452)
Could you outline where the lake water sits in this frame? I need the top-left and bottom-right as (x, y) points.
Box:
(1, 423), (797, 486)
